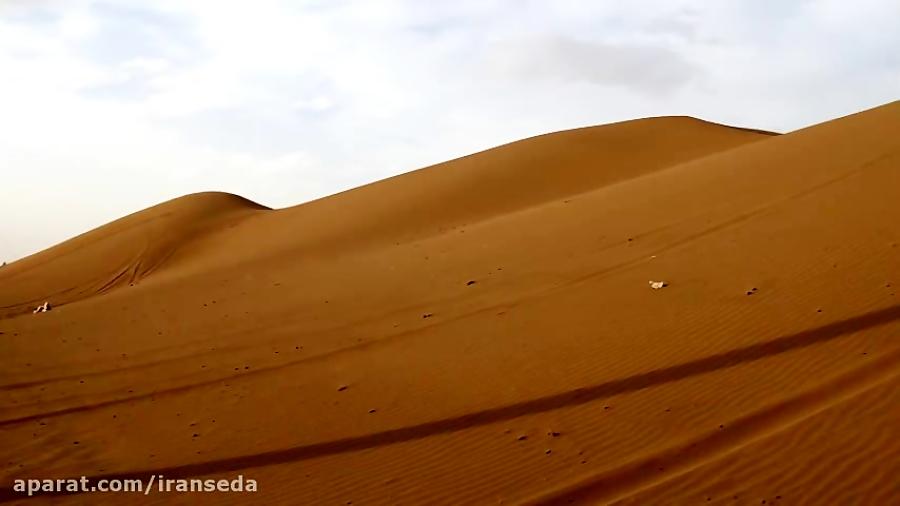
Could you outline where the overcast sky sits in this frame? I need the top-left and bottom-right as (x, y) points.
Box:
(1, 0), (898, 262)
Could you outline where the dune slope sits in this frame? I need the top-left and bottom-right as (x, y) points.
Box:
(1, 102), (899, 505)
(145, 117), (776, 278)
(1, 117), (767, 316)
(0, 193), (267, 319)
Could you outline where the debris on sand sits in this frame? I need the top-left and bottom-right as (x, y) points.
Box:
(33, 302), (51, 314)
(745, 287), (759, 296)
(648, 281), (667, 290)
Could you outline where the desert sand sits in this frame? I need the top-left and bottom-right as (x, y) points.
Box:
(1, 101), (899, 504)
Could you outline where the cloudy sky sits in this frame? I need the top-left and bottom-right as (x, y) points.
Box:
(1, 0), (898, 262)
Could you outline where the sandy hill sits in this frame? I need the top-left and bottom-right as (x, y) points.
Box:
(0, 193), (268, 319)
(1, 102), (898, 505)
(1, 116), (769, 318)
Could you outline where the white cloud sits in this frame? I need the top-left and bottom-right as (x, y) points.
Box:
(292, 96), (336, 113)
(485, 35), (698, 93)
(0, 0), (898, 261)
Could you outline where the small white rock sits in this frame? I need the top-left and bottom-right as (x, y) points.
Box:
(648, 281), (667, 290)
(33, 301), (51, 313)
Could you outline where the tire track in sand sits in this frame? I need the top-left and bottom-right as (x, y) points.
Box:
(519, 344), (900, 505)
(0, 304), (898, 502)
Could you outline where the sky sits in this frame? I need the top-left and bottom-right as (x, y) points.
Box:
(1, 0), (898, 262)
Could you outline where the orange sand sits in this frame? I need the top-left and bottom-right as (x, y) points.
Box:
(1, 102), (898, 504)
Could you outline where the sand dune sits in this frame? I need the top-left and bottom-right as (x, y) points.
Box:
(0, 193), (268, 319)
(1, 117), (767, 319)
(1, 102), (898, 504)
